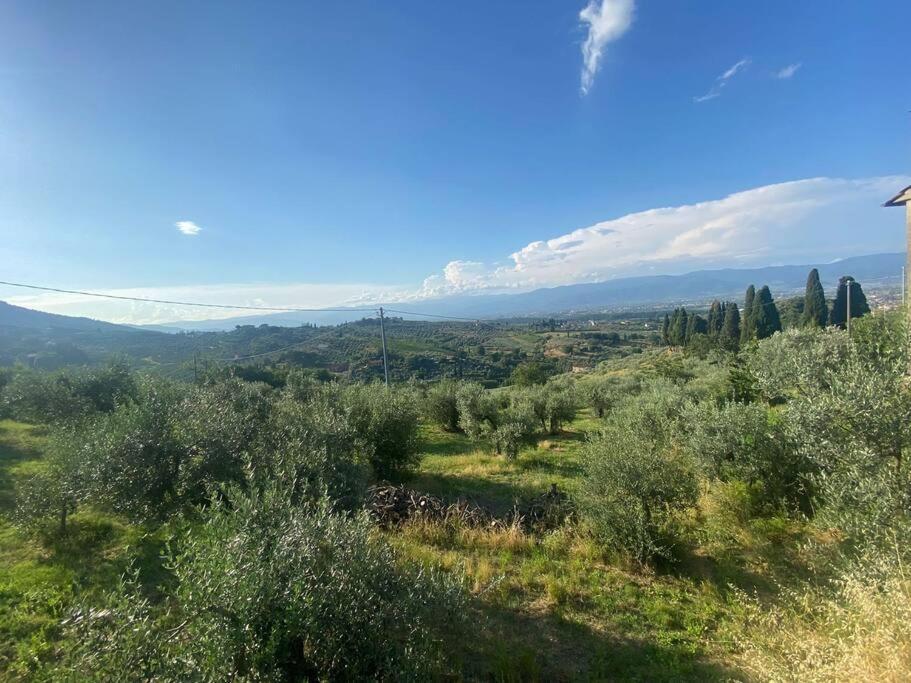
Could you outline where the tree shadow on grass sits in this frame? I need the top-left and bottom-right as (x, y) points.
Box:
(43, 514), (172, 599)
(453, 601), (742, 683)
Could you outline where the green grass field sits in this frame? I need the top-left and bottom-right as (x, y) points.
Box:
(394, 411), (807, 681)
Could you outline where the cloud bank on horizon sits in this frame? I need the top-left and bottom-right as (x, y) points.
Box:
(4, 175), (908, 325)
(417, 175), (910, 297)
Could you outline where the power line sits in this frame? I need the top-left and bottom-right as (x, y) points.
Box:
(382, 307), (480, 322)
(0, 280), (376, 314)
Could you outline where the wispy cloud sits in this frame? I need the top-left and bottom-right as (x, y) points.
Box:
(418, 175), (909, 297)
(775, 63), (801, 79)
(578, 0), (635, 95)
(175, 220), (202, 236)
(694, 57), (751, 102)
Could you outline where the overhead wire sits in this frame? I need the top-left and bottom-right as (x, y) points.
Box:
(0, 280), (377, 313)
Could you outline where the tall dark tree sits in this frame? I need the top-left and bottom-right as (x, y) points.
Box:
(661, 313), (670, 345)
(830, 275), (871, 329)
(802, 268), (828, 328)
(740, 285), (756, 344)
(685, 313), (696, 344)
(720, 302), (741, 351)
(671, 308), (688, 346)
(707, 300), (723, 337)
(753, 286), (782, 339)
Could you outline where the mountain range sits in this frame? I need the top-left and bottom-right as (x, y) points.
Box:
(138, 252), (904, 331)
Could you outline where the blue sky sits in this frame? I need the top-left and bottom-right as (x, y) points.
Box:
(0, 1), (908, 323)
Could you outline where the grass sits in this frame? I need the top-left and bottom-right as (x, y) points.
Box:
(0, 420), (168, 680)
(398, 410), (777, 681)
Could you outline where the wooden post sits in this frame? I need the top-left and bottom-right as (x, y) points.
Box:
(883, 187), (911, 371)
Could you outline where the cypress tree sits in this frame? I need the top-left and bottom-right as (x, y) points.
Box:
(661, 313), (670, 344)
(830, 275), (871, 329)
(685, 313), (696, 345)
(753, 285), (782, 339)
(802, 268), (828, 328)
(706, 300), (723, 337)
(720, 302), (741, 351)
(675, 308), (688, 346)
(740, 285), (756, 344)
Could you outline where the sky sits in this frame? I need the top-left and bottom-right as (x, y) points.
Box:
(0, 0), (909, 324)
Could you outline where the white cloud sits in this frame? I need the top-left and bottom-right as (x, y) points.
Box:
(578, 0), (635, 95)
(775, 63), (801, 79)
(7, 176), (908, 325)
(418, 175), (910, 297)
(175, 220), (202, 236)
(694, 57), (751, 102)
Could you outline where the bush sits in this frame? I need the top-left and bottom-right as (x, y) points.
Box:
(2, 371), (93, 423)
(49, 486), (466, 681)
(579, 392), (697, 563)
(1, 363), (137, 423)
(456, 382), (502, 443)
(70, 378), (187, 521)
(338, 383), (421, 479)
(173, 378), (273, 505)
(746, 327), (852, 402)
(682, 401), (812, 512)
(425, 380), (462, 432)
(256, 394), (369, 508)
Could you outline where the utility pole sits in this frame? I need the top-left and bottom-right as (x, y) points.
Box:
(884, 185), (911, 371)
(846, 279), (852, 335)
(378, 306), (389, 387)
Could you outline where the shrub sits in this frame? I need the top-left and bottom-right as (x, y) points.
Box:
(579, 392), (697, 563)
(339, 383), (421, 479)
(425, 379), (462, 432)
(49, 487), (466, 681)
(256, 394), (369, 507)
(456, 382), (502, 442)
(2, 371), (93, 423)
(745, 327), (852, 402)
(173, 378), (273, 505)
(1, 363), (137, 423)
(682, 401), (812, 512)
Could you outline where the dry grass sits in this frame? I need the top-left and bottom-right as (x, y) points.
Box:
(736, 549), (911, 682)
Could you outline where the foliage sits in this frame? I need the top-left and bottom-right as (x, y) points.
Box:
(741, 285), (756, 344)
(681, 401), (811, 511)
(830, 275), (871, 329)
(802, 268), (828, 328)
(49, 486), (466, 682)
(745, 327), (852, 402)
(257, 393), (369, 507)
(752, 286), (782, 340)
(1, 362), (138, 424)
(336, 383), (421, 479)
(425, 379), (462, 432)
(509, 361), (555, 387)
(579, 391), (698, 562)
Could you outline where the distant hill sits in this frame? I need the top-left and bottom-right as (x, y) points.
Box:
(0, 300), (189, 370)
(0, 301), (127, 332)
(148, 252), (905, 331)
